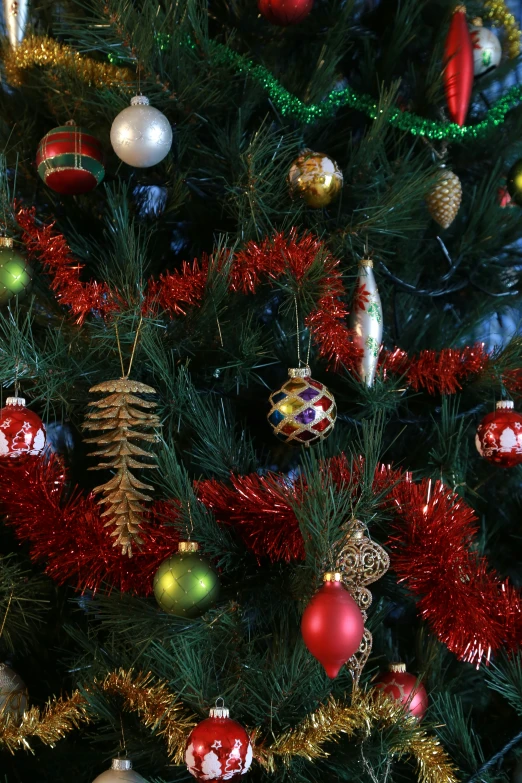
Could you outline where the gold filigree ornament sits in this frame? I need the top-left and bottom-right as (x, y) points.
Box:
(336, 519), (390, 683)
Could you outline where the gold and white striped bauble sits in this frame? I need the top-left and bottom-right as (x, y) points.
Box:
(350, 259), (382, 386)
(426, 167), (462, 229)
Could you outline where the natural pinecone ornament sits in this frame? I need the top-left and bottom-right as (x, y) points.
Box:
(83, 378), (161, 557)
(426, 167), (462, 229)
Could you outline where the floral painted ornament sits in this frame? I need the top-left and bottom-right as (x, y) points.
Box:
(350, 258), (382, 386)
(267, 367), (336, 445)
(475, 400), (522, 467)
(185, 699), (253, 781)
(0, 397), (46, 457)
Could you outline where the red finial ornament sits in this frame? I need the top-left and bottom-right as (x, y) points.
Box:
(373, 662), (429, 720)
(443, 6), (474, 126)
(301, 572), (365, 678)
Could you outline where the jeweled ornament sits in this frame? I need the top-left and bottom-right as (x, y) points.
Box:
(110, 95), (173, 168)
(0, 237), (32, 305)
(267, 367), (336, 446)
(185, 699), (253, 782)
(350, 258), (382, 386)
(92, 758), (147, 783)
(288, 150), (342, 208)
(0, 662), (28, 721)
(258, 0), (313, 26)
(469, 18), (502, 77)
(37, 121), (105, 195)
(426, 166), (462, 229)
(475, 400), (522, 467)
(443, 5), (474, 126)
(0, 397), (46, 458)
(373, 662), (428, 720)
(301, 572), (365, 679)
(153, 541), (220, 618)
(507, 159), (522, 207)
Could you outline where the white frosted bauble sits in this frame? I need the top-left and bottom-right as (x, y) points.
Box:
(110, 96), (172, 168)
(92, 759), (148, 783)
(0, 663), (28, 721)
(469, 20), (502, 77)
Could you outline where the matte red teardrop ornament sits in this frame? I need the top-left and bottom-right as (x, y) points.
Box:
(443, 5), (474, 126)
(301, 573), (365, 678)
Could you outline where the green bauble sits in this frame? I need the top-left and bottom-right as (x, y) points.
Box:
(0, 239), (32, 305)
(507, 159), (522, 206)
(153, 542), (220, 618)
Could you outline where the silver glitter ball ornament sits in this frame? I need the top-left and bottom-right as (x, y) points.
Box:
(110, 95), (173, 168)
(92, 758), (148, 783)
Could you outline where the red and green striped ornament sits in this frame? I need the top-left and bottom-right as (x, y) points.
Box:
(36, 120), (104, 195)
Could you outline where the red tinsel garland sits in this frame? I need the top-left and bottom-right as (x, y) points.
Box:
(1, 454), (520, 666)
(15, 206), (519, 396)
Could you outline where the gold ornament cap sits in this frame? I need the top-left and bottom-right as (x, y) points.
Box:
(359, 258), (374, 268)
(288, 366), (311, 378)
(471, 16), (483, 26)
(111, 759), (132, 771)
(454, 4), (466, 13)
(0, 237), (14, 249)
(5, 397), (26, 407)
(388, 662), (406, 673)
(210, 698), (230, 719)
(131, 94), (150, 106)
(323, 572), (342, 582)
(178, 540), (199, 553)
(496, 400), (514, 410)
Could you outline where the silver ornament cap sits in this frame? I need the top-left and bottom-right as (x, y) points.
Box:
(350, 258), (383, 386)
(110, 95), (173, 168)
(91, 757), (148, 782)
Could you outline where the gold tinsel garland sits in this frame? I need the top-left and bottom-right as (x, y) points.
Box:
(2, 35), (134, 88)
(483, 0), (521, 58)
(0, 669), (458, 783)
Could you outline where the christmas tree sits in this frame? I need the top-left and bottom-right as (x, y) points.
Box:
(0, 0), (522, 781)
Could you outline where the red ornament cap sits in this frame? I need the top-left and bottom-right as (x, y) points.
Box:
(301, 575), (365, 679)
(475, 401), (522, 467)
(0, 397), (46, 458)
(185, 699), (253, 782)
(373, 663), (428, 720)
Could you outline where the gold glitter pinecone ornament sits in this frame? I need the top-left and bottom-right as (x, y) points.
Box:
(426, 167), (462, 229)
(83, 378), (161, 557)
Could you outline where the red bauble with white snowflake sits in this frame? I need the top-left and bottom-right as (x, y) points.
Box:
(185, 701), (253, 782)
(475, 401), (522, 468)
(373, 662), (428, 720)
(0, 397), (46, 458)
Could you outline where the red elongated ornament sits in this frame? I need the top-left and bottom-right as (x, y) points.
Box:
(301, 572), (365, 678)
(443, 5), (474, 126)
(0, 397), (46, 458)
(185, 701), (253, 782)
(373, 662), (428, 720)
(475, 400), (522, 467)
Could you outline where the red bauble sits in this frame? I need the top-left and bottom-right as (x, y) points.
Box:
(373, 663), (428, 720)
(475, 400), (522, 467)
(37, 122), (105, 195)
(301, 573), (364, 678)
(258, 0), (313, 26)
(185, 703), (253, 782)
(443, 6), (474, 126)
(0, 397), (46, 458)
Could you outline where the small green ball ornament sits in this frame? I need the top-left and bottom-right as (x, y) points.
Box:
(153, 541), (220, 618)
(0, 237), (32, 305)
(507, 159), (522, 206)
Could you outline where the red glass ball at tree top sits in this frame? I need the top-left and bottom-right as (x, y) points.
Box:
(258, 0), (313, 26)
(0, 397), (46, 458)
(475, 401), (522, 468)
(373, 662), (428, 721)
(36, 120), (105, 196)
(185, 700), (253, 782)
(301, 572), (365, 679)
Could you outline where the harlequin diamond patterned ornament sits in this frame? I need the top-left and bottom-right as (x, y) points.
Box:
(153, 541), (220, 618)
(0, 662), (28, 721)
(37, 121), (105, 195)
(267, 367), (336, 446)
(92, 759), (147, 783)
(0, 397), (46, 458)
(475, 400), (522, 467)
(185, 700), (253, 782)
(426, 166), (462, 229)
(373, 662), (428, 720)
